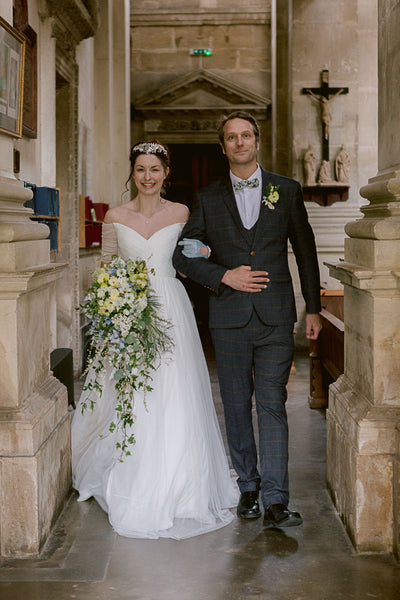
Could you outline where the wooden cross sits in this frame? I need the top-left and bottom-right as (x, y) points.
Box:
(302, 70), (349, 162)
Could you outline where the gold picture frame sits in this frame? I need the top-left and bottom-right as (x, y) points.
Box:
(0, 16), (25, 137)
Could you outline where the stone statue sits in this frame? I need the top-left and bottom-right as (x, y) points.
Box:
(335, 145), (350, 183)
(318, 160), (332, 183)
(303, 145), (317, 185)
(305, 88), (345, 140)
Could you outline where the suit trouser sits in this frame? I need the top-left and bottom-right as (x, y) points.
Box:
(211, 310), (294, 509)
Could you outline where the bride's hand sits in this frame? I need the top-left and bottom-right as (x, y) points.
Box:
(178, 238), (211, 259)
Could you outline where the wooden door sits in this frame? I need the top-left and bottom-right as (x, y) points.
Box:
(167, 144), (227, 347)
(167, 144), (228, 208)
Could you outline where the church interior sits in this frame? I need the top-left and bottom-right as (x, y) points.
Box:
(0, 0), (400, 597)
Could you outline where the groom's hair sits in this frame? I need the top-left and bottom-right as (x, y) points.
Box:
(217, 111), (260, 146)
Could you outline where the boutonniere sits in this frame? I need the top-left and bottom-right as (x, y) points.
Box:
(262, 183), (280, 210)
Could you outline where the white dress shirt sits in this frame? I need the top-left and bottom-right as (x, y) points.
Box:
(230, 165), (262, 230)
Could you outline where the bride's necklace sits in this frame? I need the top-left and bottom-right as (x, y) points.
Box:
(144, 213), (156, 224)
(139, 198), (164, 224)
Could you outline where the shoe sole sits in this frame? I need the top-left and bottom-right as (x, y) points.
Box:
(263, 516), (303, 528)
(237, 511), (262, 520)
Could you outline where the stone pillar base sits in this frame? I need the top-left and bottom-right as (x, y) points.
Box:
(0, 261), (70, 558)
(395, 426), (400, 560)
(327, 374), (400, 554)
(0, 376), (71, 557)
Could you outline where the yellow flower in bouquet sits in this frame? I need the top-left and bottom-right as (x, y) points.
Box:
(80, 256), (174, 459)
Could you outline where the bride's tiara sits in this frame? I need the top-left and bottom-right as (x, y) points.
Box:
(131, 142), (168, 157)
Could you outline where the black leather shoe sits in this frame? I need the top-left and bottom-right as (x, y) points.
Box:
(237, 491), (261, 519)
(263, 503), (303, 528)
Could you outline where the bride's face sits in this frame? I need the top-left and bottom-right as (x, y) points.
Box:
(133, 154), (169, 196)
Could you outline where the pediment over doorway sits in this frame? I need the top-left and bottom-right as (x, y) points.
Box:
(133, 70), (270, 143)
(134, 69), (270, 113)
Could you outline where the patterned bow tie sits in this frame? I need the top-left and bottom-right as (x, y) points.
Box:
(233, 178), (259, 191)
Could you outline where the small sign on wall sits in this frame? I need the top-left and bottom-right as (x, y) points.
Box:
(190, 49), (213, 56)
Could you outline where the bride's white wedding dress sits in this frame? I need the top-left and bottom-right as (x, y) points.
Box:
(72, 222), (238, 539)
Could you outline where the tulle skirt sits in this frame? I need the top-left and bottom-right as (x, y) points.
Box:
(72, 276), (238, 539)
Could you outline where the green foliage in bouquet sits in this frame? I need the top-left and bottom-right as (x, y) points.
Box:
(80, 257), (174, 459)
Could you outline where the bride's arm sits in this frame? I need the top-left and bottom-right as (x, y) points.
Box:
(101, 222), (118, 265)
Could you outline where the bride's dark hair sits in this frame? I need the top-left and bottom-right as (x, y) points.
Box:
(125, 141), (171, 196)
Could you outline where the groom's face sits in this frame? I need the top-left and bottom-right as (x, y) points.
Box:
(220, 118), (259, 169)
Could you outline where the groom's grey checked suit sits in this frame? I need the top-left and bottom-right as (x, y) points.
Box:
(172, 167), (321, 510)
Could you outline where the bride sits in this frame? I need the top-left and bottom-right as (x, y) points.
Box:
(71, 141), (238, 539)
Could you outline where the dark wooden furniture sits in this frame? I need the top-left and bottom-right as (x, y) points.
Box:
(309, 290), (344, 409)
(79, 195), (109, 248)
(303, 184), (349, 207)
(50, 348), (75, 408)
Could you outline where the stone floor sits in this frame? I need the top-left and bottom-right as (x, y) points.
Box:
(0, 353), (399, 600)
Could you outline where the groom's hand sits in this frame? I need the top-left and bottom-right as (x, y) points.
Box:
(221, 265), (269, 292)
(306, 313), (322, 340)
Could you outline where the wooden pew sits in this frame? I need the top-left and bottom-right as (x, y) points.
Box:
(309, 290), (344, 409)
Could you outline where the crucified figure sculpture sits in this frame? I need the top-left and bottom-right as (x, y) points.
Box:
(305, 88), (345, 140)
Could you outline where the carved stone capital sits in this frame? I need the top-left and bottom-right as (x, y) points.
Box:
(0, 177), (32, 205)
(325, 260), (400, 291)
(343, 171), (400, 240)
(345, 213), (400, 240)
(45, 0), (99, 45)
(0, 177), (52, 271)
(0, 263), (67, 298)
(360, 170), (400, 204)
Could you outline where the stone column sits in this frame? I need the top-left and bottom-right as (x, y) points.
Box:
(93, 0), (130, 208)
(93, 0), (114, 205)
(326, 0), (400, 557)
(272, 0), (293, 177)
(111, 0), (131, 201)
(0, 174), (71, 557)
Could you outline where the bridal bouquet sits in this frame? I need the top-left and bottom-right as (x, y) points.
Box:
(80, 256), (174, 459)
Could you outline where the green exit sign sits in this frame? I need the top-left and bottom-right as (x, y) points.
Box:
(190, 49), (213, 56)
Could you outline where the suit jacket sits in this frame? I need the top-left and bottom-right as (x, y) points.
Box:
(172, 167), (321, 329)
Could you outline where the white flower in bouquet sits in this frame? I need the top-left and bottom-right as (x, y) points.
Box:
(79, 256), (174, 459)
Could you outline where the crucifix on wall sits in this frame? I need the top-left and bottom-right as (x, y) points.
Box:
(302, 69), (348, 162)
(301, 70), (350, 206)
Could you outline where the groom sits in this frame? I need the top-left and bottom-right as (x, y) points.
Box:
(172, 111), (322, 528)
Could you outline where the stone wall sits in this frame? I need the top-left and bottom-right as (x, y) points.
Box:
(0, 0), (131, 557)
(131, 2), (271, 101)
(291, 0), (378, 297)
(292, 0), (377, 195)
(130, 0), (271, 165)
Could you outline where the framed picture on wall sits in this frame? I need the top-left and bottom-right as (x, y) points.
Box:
(0, 16), (25, 137)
